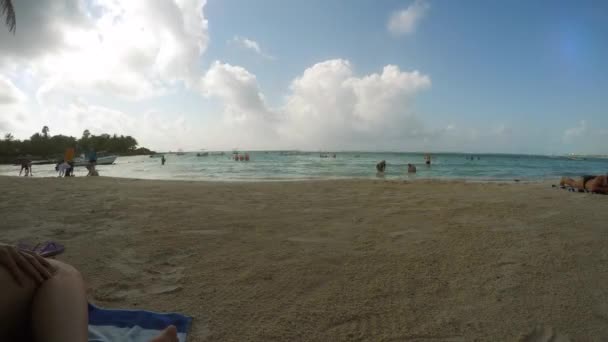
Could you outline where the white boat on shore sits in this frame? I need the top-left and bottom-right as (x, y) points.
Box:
(74, 155), (117, 166)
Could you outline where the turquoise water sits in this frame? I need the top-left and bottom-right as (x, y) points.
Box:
(1, 152), (607, 181)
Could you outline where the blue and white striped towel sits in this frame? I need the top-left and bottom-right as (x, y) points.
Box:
(88, 304), (192, 342)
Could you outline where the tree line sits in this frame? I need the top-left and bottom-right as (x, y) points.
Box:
(0, 127), (153, 164)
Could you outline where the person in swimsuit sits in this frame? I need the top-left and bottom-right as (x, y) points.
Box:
(407, 163), (417, 173)
(424, 154), (431, 165)
(560, 174), (608, 194)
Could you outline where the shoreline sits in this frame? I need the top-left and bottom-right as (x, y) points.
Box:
(0, 174), (556, 184)
(2, 177), (606, 340)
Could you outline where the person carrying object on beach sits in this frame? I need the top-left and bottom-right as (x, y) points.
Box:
(407, 163), (416, 173)
(0, 243), (180, 342)
(560, 174), (608, 194)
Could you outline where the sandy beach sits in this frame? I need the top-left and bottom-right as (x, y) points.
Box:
(1, 176), (607, 341)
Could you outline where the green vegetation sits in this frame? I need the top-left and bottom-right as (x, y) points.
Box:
(0, 127), (153, 164)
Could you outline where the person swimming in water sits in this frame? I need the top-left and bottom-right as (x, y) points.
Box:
(560, 174), (608, 194)
(424, 154), (431, 165)
(407, 164), (417, 173)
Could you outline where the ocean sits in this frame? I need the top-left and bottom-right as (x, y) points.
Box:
(1, 152), (607, 182)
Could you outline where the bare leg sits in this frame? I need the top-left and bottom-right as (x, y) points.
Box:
(0, 261), (36, 340)
(1, 259), (176, 342)
(586, 177), (608, 194)
(31, 259), (89, 342)
(559, 177), (584, 189)
(149, 325), (179, 342)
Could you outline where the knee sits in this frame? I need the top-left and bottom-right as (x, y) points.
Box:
(48, 260), (84, 282)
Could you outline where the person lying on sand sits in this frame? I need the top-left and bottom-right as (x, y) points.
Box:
(0, 243), (178, 342)
(560, 174), (608, 194)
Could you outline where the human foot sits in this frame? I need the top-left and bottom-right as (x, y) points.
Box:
(149, 325), (178, 342)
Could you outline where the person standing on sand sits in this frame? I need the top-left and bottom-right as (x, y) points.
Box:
(0, 243), (180, 342)
(86, 164), (99, 176)
(408, 163), (417, 173)
(86, 150), (98, 176)
(65, 161), (75, 177)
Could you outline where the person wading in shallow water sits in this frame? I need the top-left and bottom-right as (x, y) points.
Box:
(19, 159), (32, 176)
(376, 160), (386, 173)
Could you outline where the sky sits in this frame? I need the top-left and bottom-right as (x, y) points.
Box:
(0, 0), (607, 154)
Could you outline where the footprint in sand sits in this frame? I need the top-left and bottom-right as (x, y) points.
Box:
(94, 283), (143, 302)
(96, 249), (187, 302)
(180, 229), (227, 235)
(287, 237), (334, 243)
(520, 326), (570, 342)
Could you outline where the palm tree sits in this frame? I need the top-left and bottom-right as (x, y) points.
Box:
(42, 126), (50, 138)
(1, 0), (15, 34)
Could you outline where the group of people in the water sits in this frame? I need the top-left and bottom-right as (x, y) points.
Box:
(376, 154), (432, 175)
(233, 153), (250, 161)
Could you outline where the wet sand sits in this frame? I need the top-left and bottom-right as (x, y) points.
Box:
(1, 176), (607, 341)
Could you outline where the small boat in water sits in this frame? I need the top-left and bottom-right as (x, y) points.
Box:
(74, 155), (117, 166)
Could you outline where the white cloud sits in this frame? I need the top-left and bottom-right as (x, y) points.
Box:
(282, 60), (431, 149)
(1, 0), (209, 102)
(230, 36), (275, 60)
(199, 61), (279, 148)
(563, 120), (587, 143)
(0, 75), (26, 104)
(200, 61), (272, 123)
(199, 59), (431, 150)
(16, 99), (192, 151)
(388, 0), (430, 36)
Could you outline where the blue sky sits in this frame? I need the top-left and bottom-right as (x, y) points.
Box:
(201, 0), (608, 153)
(0, 0), (607, 154)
